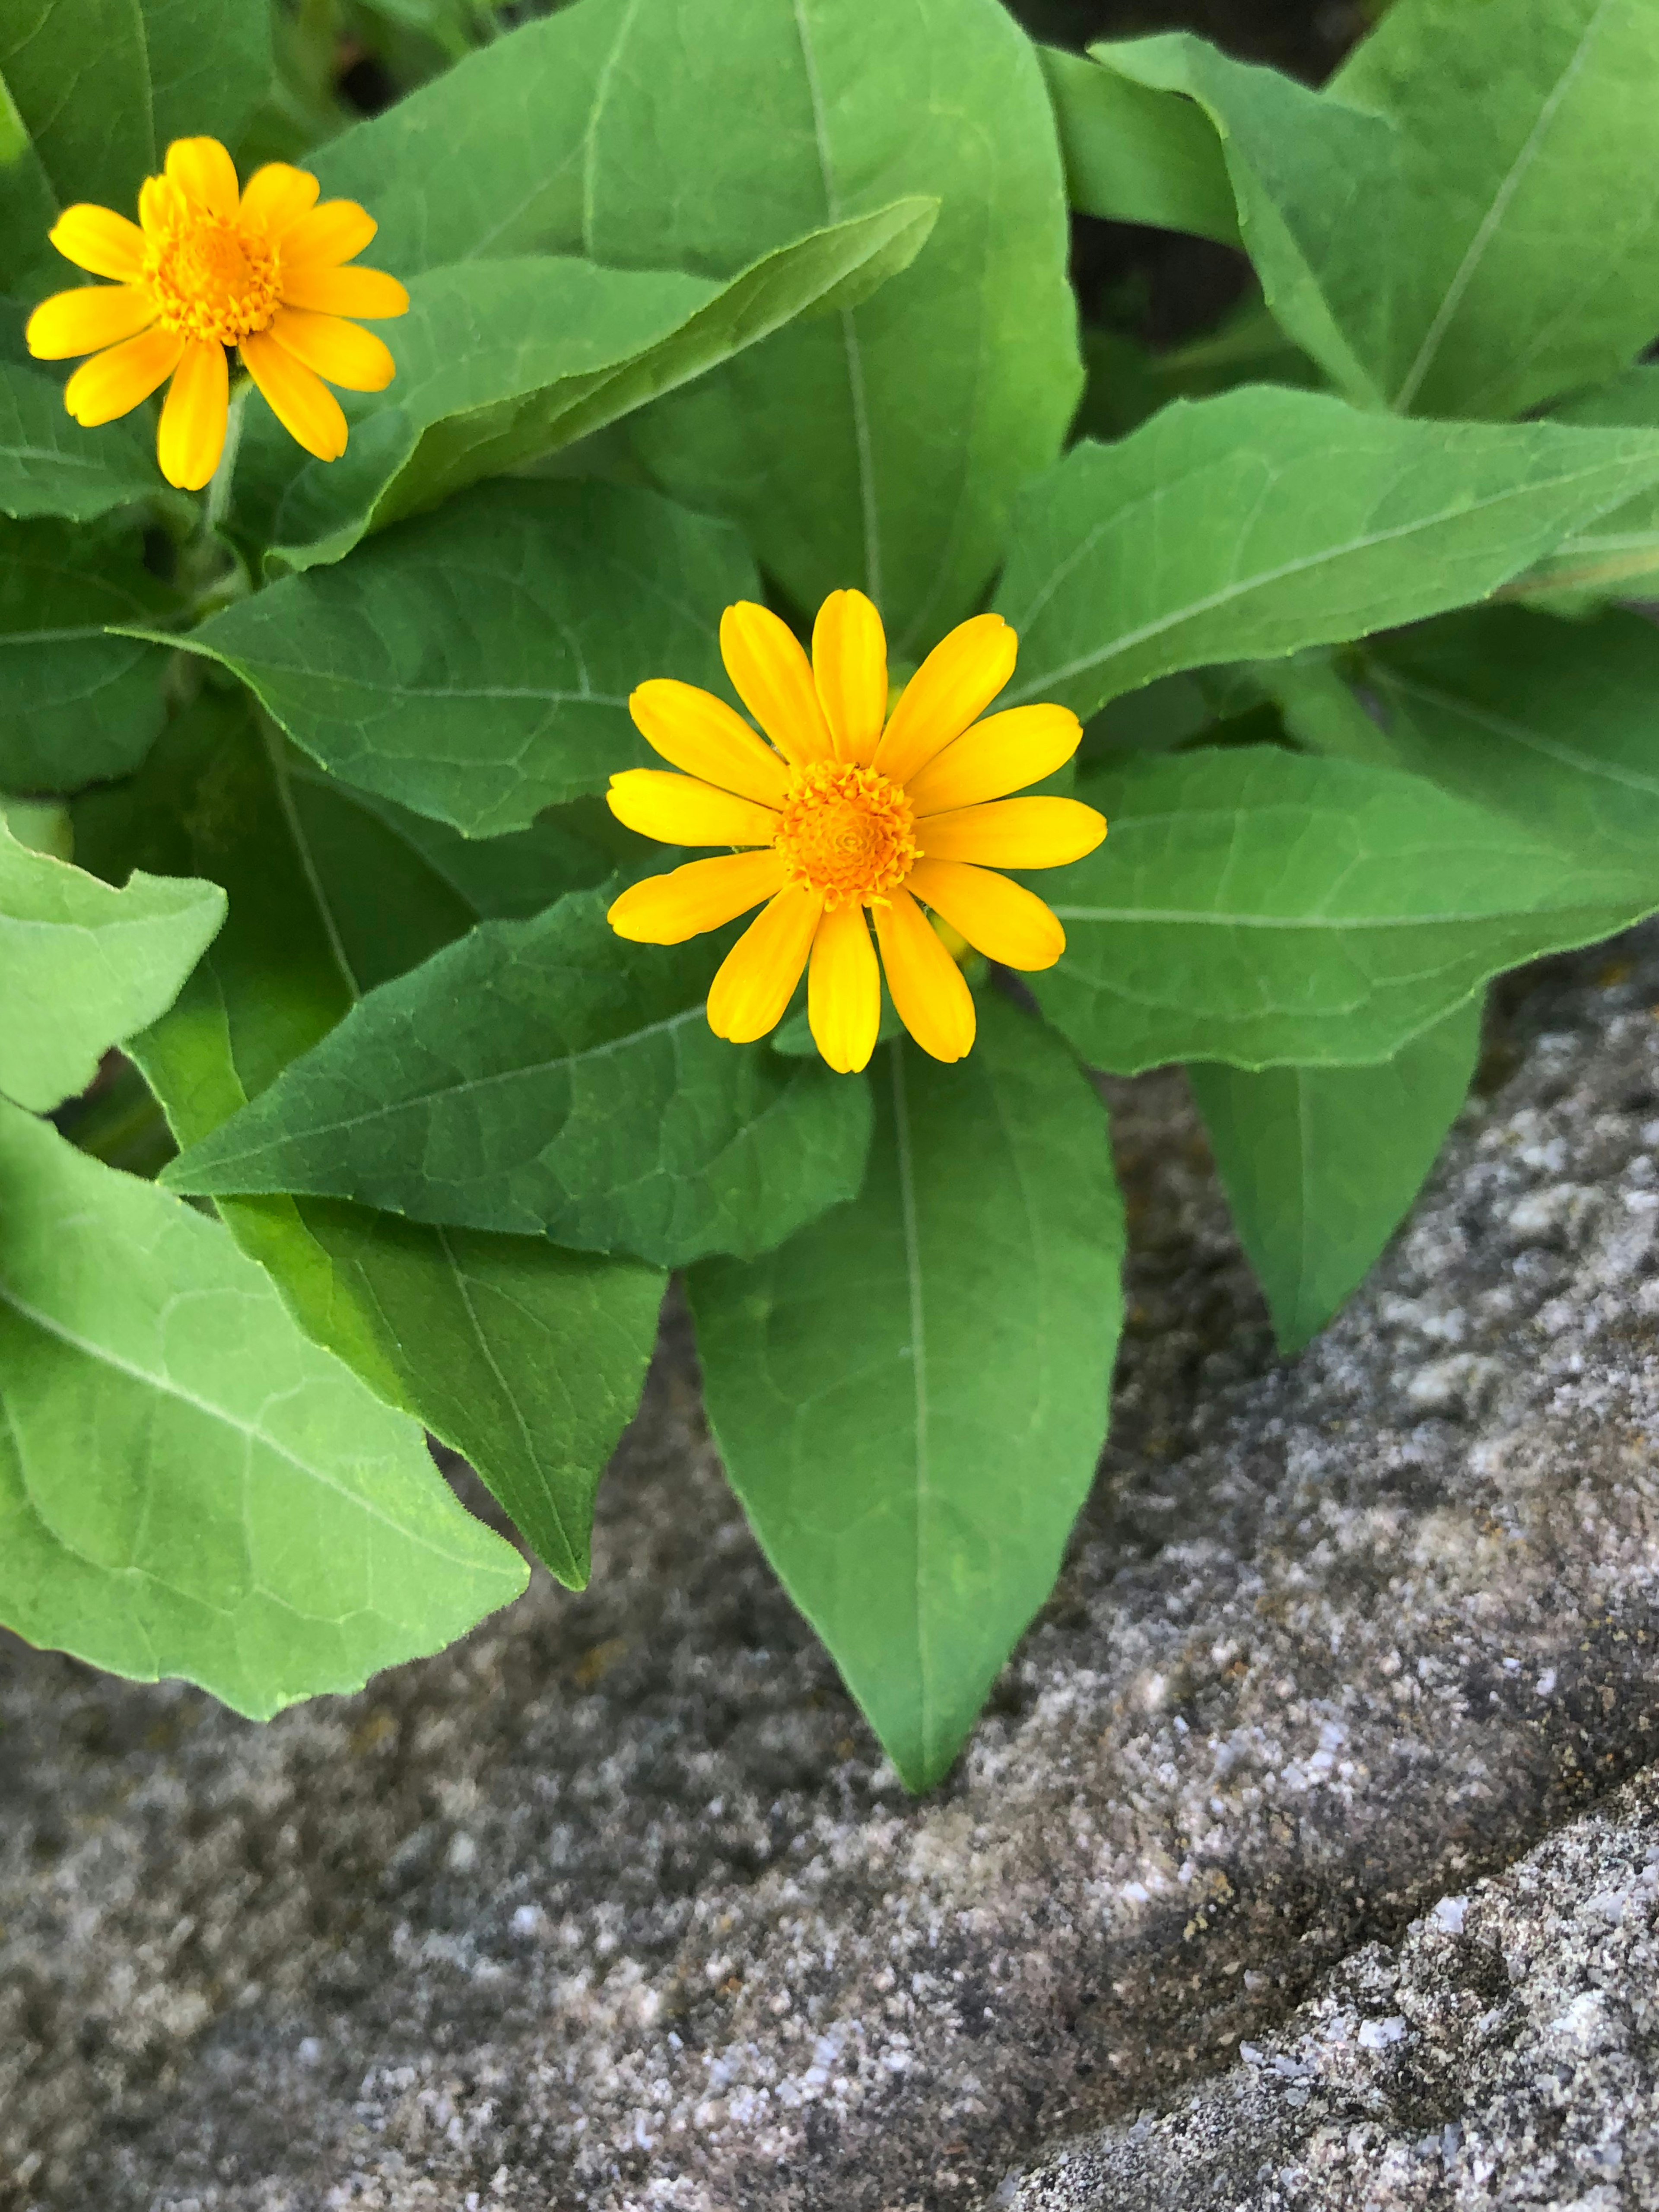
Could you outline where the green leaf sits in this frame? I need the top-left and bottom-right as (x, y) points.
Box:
(1189, 997), (1483, 1355)
(689, 999), (1123, 1790)
(160, 882), (873, 1271)
(0, 357), (167, 520)
(73, 696), (665, 1587)
(0, 814), (222, 1112)
(1080, 37), (1397, 406)
(1360, 603), (1659, 893)
(0, 513), (175, 793)
(172, 479), (757, 836)
(1037, 42), (1239, 246)
(993, 388), (1659, 726)
(0, 1098), (526, 1715)
(230, 202), (937, 574)
(1510, 367), (1659, 601)
(1335, 0), (1659, 418)
(1035, 744), (1657, 1074)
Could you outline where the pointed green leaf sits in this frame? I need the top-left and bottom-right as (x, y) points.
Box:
(0, 358), (167, 520)
(1035, 745), (1656, 1074)
(0, 513), (175, 793)
(0, 815), (222, 1112)
(1511, 368), (1659, 601)
(1189, 998), (1483, 1356)
(73, 698), (664, 1587)
(1038, 42), (1238, 245)
(993, 389), (1659, 726)
(231, 200), (937, 574)
(171, 479), (757, 836)
(690, 1001), (1123, 1791)
(1335, 0), (1659, 418)
(0, 1100), (526, 1715)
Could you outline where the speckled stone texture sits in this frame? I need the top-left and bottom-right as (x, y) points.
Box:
(4, 927), (1659, 2212)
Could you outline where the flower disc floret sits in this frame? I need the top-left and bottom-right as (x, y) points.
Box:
(774, 761), (918, 910)
(146, 210), (282, 343)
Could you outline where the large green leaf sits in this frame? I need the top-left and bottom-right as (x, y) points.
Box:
(0, 813), (222, 1111)
(1037, 43), (1238, 246)
(161, 883), (872, 1270)
(74, 698), (665, 1587)
(0, 513), (175, 793)
(0, 1099), (526, 1714)
(690, 999), (1123, 1789)
(992, 388), (1659, 726)
(0, 358), (167, 520)
(1335, 0), (1659, 418)
(230, 202), (936, 573)
(1359, 604), (1659, 891)
(1034, 744), (1656, 1074)
(1079, 38), (1396, 406)
(1508, 367), (1659, 601)
(170, 479), (757, 836)
(1189, 997), (1483, 1356)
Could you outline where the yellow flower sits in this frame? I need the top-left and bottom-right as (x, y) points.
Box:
(606, 591), (1107, 1073)
(25, 137), (409, 492)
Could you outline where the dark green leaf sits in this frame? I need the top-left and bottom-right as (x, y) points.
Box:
(993, 389), (1659, 726)
(0, 358), (167, 520)
(1035, 745), (1656, 1074)
(1037, 41), (1238, 246)
(0, 1099), (526, 1715)
(0, 812), (222, 1111)
(1189, 998), (1483, 1355)
(690, 1000), (1123, 1790)
(173, 479), (757, 835)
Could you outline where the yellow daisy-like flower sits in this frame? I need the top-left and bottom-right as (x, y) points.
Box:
(25, 136), (409, 492)
(606, 591), (1107, 1073)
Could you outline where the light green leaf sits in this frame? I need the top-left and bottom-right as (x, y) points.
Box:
(172, 479), (757, 836)
(0, 1098), (526, 1715)
(1037, 41), (1239, 246)
(1360, 604), (1659, 892)
(993, 388), (1659, 726)
(0, 815), (222, 1112)
(1035, 744), (1656, 1074)
(1509, 367), (1659, 601)
(690, 1000), (1123, 1791)
(161, 884), (873, 1271)
(1335, 0), (1659, 418)
(1081, 36), (1396, 405)
(1189, 998), (1483, 1355)
(0, 513), (175, 793)
(231, 202), (937, 573)
(73, 697), (665, 1587)
(0, 358), (167, 520)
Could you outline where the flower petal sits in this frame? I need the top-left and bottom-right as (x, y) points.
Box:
(872, 887), (976, 1063)
(241, 329), (348, 461)
(906, 703), (1082, 816)
(916, 795), (1106, 870)
(25, 283), (155, 360)
(808, 900), (881, 1073)
(719, 601), (834, 765)
(48, 204), (146, 279)
(280, 200), (378, 270)
(156, 338), (229, 489)
(277, 261), (409, 318)
(874, 613), (1017, 785)
(64, 327), (184, 425)
(628, 680), (790, 808)
(165, 137), (241, 219)
(139, 175), (187, 237)
(811, 588), (887, 764)
(607, 851), (786, 943)
(239, 161), (320, 237)
(270, 305), (394, 392)
(607, 769), (779, 847)
(907, 858), (1065, 971)
(707, 885), (824, 1043)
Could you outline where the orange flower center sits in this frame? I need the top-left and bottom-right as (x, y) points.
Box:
(146, 216), (282, 345)
(773, 761), (918, 911)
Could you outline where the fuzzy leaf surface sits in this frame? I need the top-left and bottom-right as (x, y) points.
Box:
(690, 1001), (1122, 1789)
(0, 359), (166, 520)
(1189, 997), (1483, 1355)
(0, 1100), (526, 1714)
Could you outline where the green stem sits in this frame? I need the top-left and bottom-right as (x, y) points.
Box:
(206, 376), (250, 537)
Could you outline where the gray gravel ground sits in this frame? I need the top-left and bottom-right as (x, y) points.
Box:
(4, 926), (1659, 2210)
